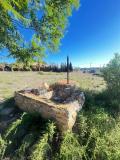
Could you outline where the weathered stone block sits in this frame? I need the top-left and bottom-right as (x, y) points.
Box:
(15, 84), (85, 132)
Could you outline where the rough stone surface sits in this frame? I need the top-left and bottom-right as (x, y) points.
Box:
(15, 84), (85, 132)
(0, 107), (14, 116)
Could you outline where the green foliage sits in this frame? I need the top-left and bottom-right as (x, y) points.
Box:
(13, 133), (36, 160)
(58, 131), (84, 160)
(2, 106), (120, 160)
(39, 0), (80, 51)
(30, 122), (56, 160)
(4, 113), (41, 156)
(4, 116), (30, 156)
(102, 53), (120, 99)
(0, 0), (80, 63)
(11, 35), (46, 67)
(30, 133), (50, 160)
(101, 53), (120, 113)
(93, 120), (120, 160)
(4, 119), (21, 139)
(75, 107), (120, 160)
(3, 113), (56, 159)
(0, 134), (7, 160)
(0, 3), (20, 51)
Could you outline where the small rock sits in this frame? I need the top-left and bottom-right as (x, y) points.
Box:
(43, 82), (49, 90)
(9, 114), (14, 118)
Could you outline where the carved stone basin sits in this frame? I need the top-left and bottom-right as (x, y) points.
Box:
(15, 83), (85, 132)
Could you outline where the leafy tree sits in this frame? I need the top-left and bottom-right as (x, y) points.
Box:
(0, 0), (28, 50)
(102, 53), (120, 100)
(0, 0), (80, 64)
(11, 35), (45, 68)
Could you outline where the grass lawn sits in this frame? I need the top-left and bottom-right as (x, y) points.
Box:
(0, 71), (105, 99)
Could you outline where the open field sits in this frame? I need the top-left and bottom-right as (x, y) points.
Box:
(0, 71), (105, 99)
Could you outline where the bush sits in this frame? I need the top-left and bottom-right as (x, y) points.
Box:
(0, 134), (7, 159)
(13, 133), (36, 160)
(93, 118), (120, 160)
(75, 107), (120, 160)
(57, 131), (84, 160)
(102, 53), (120, 99)
(30, 122), (56, 160)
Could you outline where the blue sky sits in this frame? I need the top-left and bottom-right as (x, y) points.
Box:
(1, 0), (120, 67)
(46, 0), (120, 67)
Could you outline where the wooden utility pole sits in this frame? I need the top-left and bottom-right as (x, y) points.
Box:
(67, 56), (69, 84)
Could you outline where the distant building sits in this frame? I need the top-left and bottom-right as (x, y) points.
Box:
(4, 65), (12, 71)
(80, 67), (102, 75)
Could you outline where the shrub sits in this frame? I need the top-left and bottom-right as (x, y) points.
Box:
(102, 53), (120, 100)
(75, 107), (117, 159)
(58, 131), (84, 160)
(30, 122), (56, 160)
(0, 134), (7, 159)
(13, 133), (36, 160)
(93, 118), (120, 160)
(4, 113), (47, 157)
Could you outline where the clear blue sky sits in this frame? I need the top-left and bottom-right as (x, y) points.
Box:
(1, 0), (120, 67)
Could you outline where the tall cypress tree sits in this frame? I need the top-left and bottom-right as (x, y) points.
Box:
(69, 62), (73, 72)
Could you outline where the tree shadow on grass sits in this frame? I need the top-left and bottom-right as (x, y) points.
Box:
(0, 97), (22, 134)
(3, 112), (57, 159)
(0, 97), (61, 159)
(82, 88), (120, 117)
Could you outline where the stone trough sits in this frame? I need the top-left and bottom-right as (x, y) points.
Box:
(15, 83), (85, 132)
